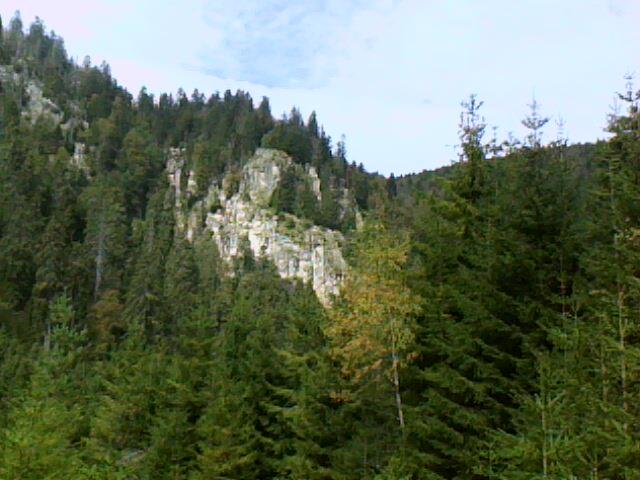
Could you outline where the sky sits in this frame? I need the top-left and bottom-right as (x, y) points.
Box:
(2, 0), (640, 175)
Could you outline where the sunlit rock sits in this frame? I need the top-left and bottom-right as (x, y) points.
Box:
(167, 147), (348, 304)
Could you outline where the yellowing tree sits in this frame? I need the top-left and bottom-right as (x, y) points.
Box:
(327, 221), (419, 430)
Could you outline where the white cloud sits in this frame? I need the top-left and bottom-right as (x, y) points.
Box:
(196, 0), (393, 88)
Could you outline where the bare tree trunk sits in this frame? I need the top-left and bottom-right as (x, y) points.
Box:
(363, 436), (368, 478)
(541, 400), (548, 477)
(618, 289), (628, 434)
(43, 317), (51, 352)
(94, 218), (105, 299)
(391, 339), (405, 431)
(600, 343), (608, 404)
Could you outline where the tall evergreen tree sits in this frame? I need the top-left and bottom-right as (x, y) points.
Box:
(0, 296), (90, 479)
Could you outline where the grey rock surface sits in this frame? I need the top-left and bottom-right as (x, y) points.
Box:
(168, 148), (348, 304)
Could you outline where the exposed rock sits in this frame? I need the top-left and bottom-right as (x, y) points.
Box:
(307, 165), (322, 201)
(166, 147), (189, 235)
(0, 65), (88, 168)
(0, 65), (20, 84)
(167, 148), (348, 305)
(61, 109), (88, 133)
(23, 81), (63, 125)
(166, 148), (186, 208)
(71, 142), (90, 174)
(187, 170), (198, 196)
(0, 63), (62, 126)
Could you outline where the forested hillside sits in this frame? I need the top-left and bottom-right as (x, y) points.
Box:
(1, 13), (640, 479)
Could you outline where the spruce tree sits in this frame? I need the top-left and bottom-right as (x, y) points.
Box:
(0, 296), (89, 479)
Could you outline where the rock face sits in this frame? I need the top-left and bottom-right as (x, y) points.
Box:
(71, 142), (90, 173)
(167, 148), (348, 305)
(0, 66), (63, 125)
(23, 81), (63, 125)
(0, 64), (87, 133)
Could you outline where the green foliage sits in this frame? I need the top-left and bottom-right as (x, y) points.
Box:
(0, 295), (91, 479)
(195, 267), (332, 479)
(4, 14), (640, 480)
(262, 108), (314, 164)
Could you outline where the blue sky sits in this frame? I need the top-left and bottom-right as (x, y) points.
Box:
(2, 0), (640, 175)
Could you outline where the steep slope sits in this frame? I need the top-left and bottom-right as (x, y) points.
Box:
(168, 147), (349, 304)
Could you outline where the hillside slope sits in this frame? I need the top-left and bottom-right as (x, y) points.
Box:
(2, 13), (640, 480)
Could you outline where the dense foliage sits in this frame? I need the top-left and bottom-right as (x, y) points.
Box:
(1, 13), (640, 479)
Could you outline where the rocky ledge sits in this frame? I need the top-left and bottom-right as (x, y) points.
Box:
(167, 148), (348, 305)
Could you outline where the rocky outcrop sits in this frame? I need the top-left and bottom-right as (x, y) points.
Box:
(307, 165), (322, 201)
(0, 64), (86, 133)
(167, 148), (348, 305)
(23, 81), (63, 125)
(71, 142), (90, 173)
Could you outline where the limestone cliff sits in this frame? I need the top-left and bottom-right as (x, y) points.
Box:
(167, 148), (348, 305)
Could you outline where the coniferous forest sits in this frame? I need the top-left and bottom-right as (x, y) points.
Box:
(2, 13), (640, 479)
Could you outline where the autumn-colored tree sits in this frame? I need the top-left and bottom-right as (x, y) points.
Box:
(327, 221), (419, 432)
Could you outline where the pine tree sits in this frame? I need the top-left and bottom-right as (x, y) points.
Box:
(117, 126), (162, 218)
(575, 81), (640, 477)
(483, 83), (640, 479)
(81, 176), (127, 300)
(124, 188), (174, 331)
(0, 296), (89, 479)
(196, 267), (332, 479)
(405, 98), (526, 478)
